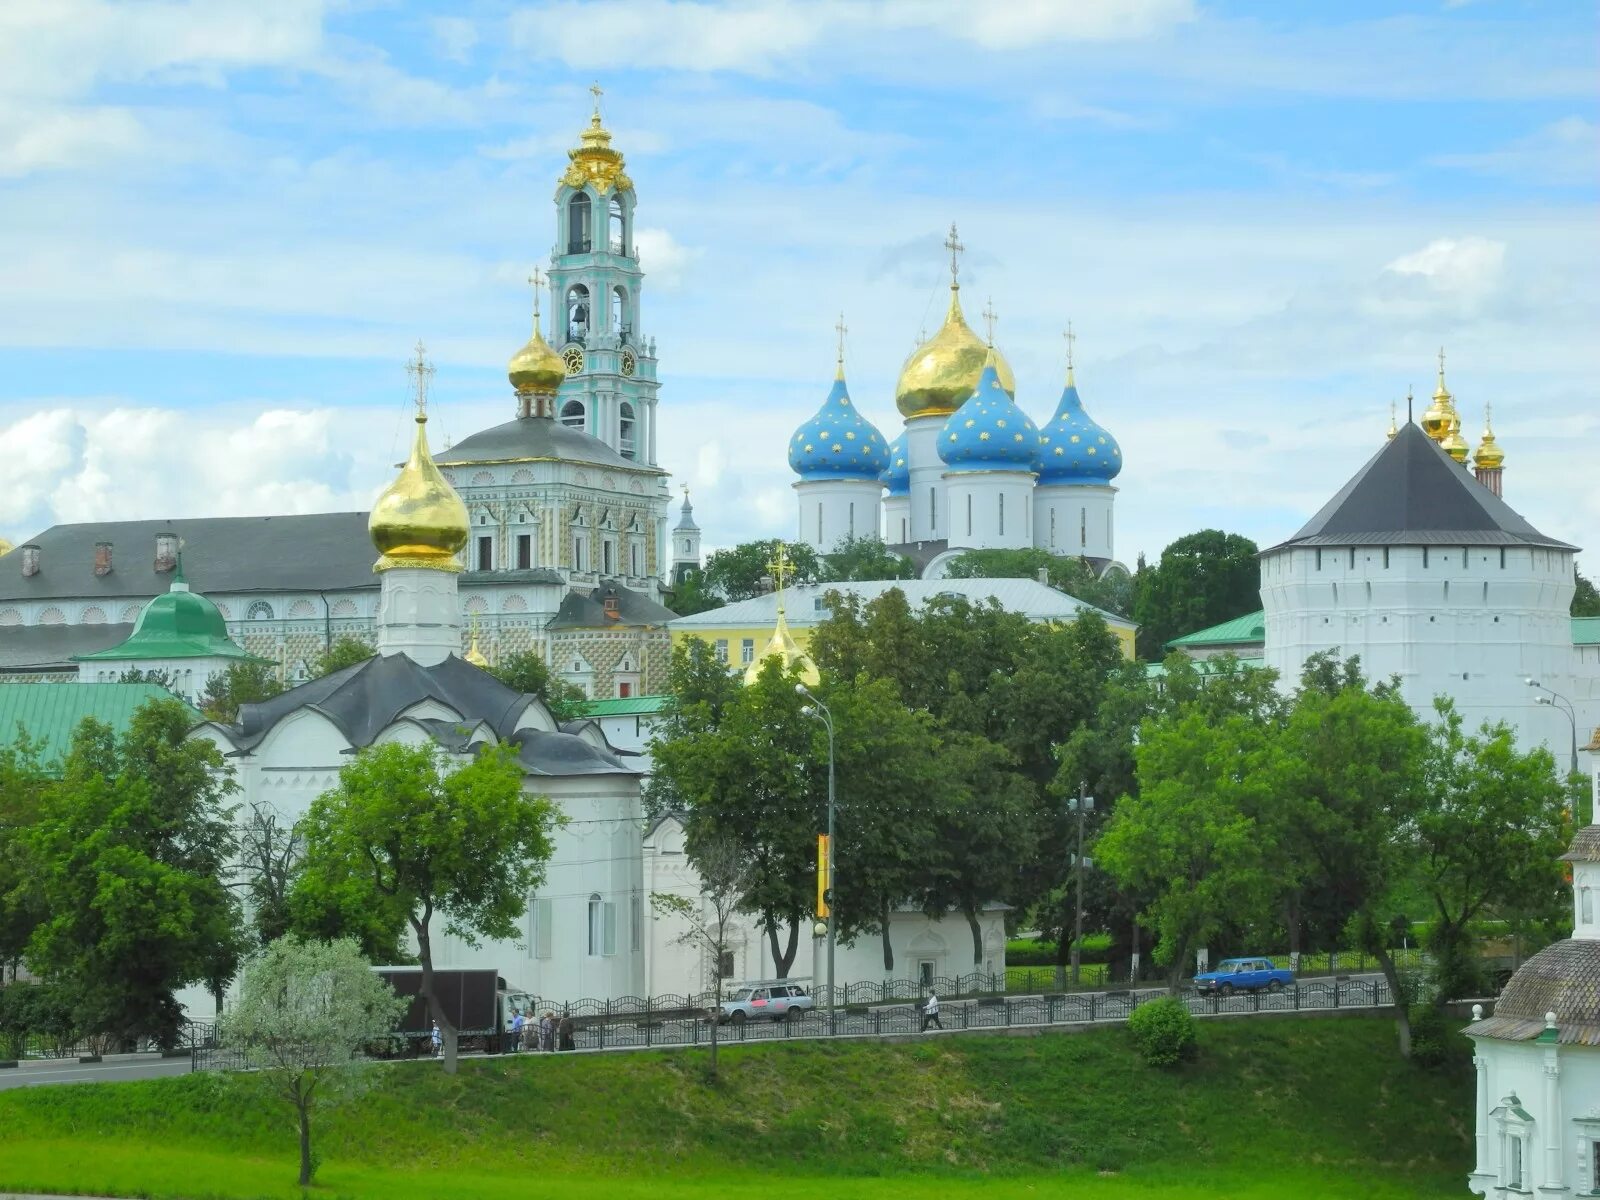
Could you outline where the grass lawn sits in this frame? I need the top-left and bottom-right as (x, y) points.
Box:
(0, 1015), (1471, 1199)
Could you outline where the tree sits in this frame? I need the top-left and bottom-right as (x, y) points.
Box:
(116, 666), (180, 692)
(22, 701), (244, 1046)
(665, 568), (723, 617)
(701, 540), (823, 603)
(310, 637), (375, 679)
(650, 833), (751, 1082)
(1574, 567), (1600, 617)
(1131, 529), (1260, 659)
(0, 733), (48, 982)
(822, 536), (917, 583)
(486, 651), (587, 723)
(643, 639), (743, 819)
(200, 661), (285, 725)
(945, 548), (1134, 617)
(220, 935), (406, 1185)
(291, 742), (560, 1073)
(236, 801), (304, 946)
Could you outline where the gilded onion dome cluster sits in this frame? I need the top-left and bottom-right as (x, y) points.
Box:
(788, 366), (890, 481)
(896, 286), (1017, 419)
(938, 352), (1040, 472)
(1037, 363), (1122, 483)
(880, 432), (910, 496)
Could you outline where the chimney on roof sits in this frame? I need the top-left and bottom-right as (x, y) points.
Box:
(1036, 567), (1050, 586)
(94, 541), (113, 577)
(602, 588), (620, 620)
(154, 532), (178, 573)
(20, 544), (39, 577)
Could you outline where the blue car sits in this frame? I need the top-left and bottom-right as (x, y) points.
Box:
(1193, 957), (1294, 996)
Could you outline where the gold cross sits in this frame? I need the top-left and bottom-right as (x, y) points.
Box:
(528, 266), (545, 323)
(981, 298), (997, 345)
(589, 81), (604, 117)
(406, 341), (434, 416)
(834, 313), (848, 371)
(765, 542), (793, 594)
(944, 222), (964, 284)
(1063, 321), (1076, 371)
(681, 484), (690, 502)
(1437, 346), (1446, 377)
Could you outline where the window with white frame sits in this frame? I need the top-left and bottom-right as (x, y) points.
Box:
(587, 893), (603, 956)
(714, 639), (728, 663)
(740, 637), (755, 665)
(631, 893), (642, 952)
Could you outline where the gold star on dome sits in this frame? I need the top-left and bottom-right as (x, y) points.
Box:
(1087, 447), (1096, 455)
(845, 431), (855, 440)
(948, 434), (957, 442)
(804, 444), (814, 452)
(996, 418), (1007, 428)
(1013, 433), (1024, 442)
(1070, 435), (1080, 443)
(1098, 436), (1106, 444)
(1054, 447), (1064, 456)
(965, 419), (975, 428)
(831, 443), (842, 452)
(979, 432), (990, 441)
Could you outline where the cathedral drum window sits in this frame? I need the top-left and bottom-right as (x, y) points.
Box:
(620, 349), (636, 377)
(562, 345), (586, 375)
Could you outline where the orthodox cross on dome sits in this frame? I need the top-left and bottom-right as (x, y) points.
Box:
(944, 222), (964, 285)
(527, 266), (545, 323)
(765, 542), (794, 595)
(981, 298), (998, 346)
(681, 483), (691, 502)
(834, 312), (848, 375)
(406, 341), (435, 417)
(1064, 322), (1076, 370)
(589, 81), (604, 119)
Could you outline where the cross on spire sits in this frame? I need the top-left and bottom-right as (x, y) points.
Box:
(406, 341), (435, 417)
(980, 297), (997, 345)
(527, 266), (545, 324)
(1437, 345), (1446, 377)
(1064, 321), (1076, 371)
(589, 81), (604, 119)
(681, 484), (691, 502)
(944, 222), (964, 285)
(834, 312), (848, 374)
(765, 542), (794, 594)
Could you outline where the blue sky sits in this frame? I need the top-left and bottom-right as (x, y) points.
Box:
(1, 0), (1596, 569)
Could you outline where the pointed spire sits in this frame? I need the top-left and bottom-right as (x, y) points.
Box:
(944, 222), (964, 288)
(1064, 321), (1077, 387)
(834, 313), (848, 381)
(528, 266), (544, 330)
(980, 297), (997, 347)
(1435, 345), (1450, 401)
(1386, 400), (1398, 440)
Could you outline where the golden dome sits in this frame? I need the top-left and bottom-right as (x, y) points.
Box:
(558, 91), (632, 196)
(1473, 403), (1505, 470)
(464, 618), (490, 668)
(370, 370), (469, 574)
(0, 538), (12, 557)
(509, 324), (564, 396)
(1420, 348), (1458, 443)
(1442, 421), (1470, 463)
(895, 285), (1016, 419)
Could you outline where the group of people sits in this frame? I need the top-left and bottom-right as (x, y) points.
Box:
(508, 1008), (575, 1053)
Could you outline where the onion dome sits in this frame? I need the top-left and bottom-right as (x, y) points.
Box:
(74, 564), (257, 664)
(896, 285), (1017, 420)
(1420, 348), (1460, 444)
(1037, 361), (1122, 484)
(559, 95), (632, 195)
(0, 538), (11, 557)
(508, 324), (564, 398)
(464, 619), (490, 668)
(370, 352), (470, 573)
(788, 366), (890, 482)
(938, 352), (1039, 473)
(1472, 403), (1505, 470)
(881, 432), (910, 497)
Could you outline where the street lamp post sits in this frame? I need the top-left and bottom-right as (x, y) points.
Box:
(1067, 783), (1094, 985)
(1526, 678), (1579, 776)
(797, 682), (836, 1028)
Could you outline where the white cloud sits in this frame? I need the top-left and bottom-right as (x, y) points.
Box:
(633, 227), (697, 289)
(1433, 117), (1599, 188)
(1367, 236), (1507, 318)
(431, 17), (479, 64)
(0, 102), (147, 177)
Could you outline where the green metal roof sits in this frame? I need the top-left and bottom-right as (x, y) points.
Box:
(0, 683), (200, 768)
(74, 578), (258, 663)
(1146, 656), (1266, 679)
(1165, 610), (1267, 650)
(1574, 616), (1600, 646)
(571, 694), (671, 718)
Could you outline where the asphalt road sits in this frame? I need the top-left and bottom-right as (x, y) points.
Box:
(0, 1053), (193, 1091)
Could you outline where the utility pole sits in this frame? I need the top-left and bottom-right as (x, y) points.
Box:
(1069, 782), (1094, 985)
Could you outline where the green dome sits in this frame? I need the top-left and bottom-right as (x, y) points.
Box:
(75, 574), (257, 663)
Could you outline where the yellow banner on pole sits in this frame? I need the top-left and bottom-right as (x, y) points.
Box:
(816, 834), (831, 918)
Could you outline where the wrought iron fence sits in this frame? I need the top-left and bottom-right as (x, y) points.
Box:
(189, 977), (1395, 1072)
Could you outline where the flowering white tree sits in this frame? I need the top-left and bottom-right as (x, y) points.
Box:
(220, 935), (404, 1185)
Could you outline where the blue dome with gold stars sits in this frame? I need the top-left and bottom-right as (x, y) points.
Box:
(880, 432), (909, 496)
(1037, 371), (1121, 484)
(938, 358), (1039, 473)
(789, 372), (890, 482)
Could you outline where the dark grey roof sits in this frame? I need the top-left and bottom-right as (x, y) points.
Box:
(436, 416), (664, 475)
(0, 622), (136, 670)
(1562, 826), (1600, 864)
(1269, 423), (1575, 552)
(547, 581), (678, 630)
(220, 652), (635, 777)
(885, 539), (950, 573)
(0, 513), (377, 603)
(1466, 938), (1600, 1045)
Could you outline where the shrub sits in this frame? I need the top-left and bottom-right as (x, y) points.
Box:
(1408, 1004), (1458, 1069)
(1127, 997), (1196, 1067)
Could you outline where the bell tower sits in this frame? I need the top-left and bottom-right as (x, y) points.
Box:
(546, 84), (661, 469)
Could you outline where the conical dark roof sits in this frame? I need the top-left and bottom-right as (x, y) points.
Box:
(1269, 422), (1575, 552)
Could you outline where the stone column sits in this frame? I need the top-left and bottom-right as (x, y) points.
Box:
(1473, 1051), (1490, 1175)
(1541, 1045), (1564, 1193)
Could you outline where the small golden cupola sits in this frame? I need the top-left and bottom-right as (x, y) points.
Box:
(559, 83), (632, 196)
(369, 343), (470, 573)
(895, 223), (1016, 420)
(1473, 403), (1505, 471)
(509, 267), (566, 417)
(1420, 347), (1466, 454)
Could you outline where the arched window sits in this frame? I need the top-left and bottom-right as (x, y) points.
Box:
(247, 601), (274, 621)
(587, 894), (602, 955)
(611, 285), (628, 339)
(608, 195), (625, 253)
(565, 284), (590, 343)
(619, 402), (636, 459)
(560, 400), (586, 432)
(567, 192), (591, 253)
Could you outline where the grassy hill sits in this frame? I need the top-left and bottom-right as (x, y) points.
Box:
(0, 1014), (1472, 1200)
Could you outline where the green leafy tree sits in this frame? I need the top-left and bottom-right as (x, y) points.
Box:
(643, 639), (743, 818)
(22, 701), (244, 1046)
(200, 660), (285, 725)
(701, 539), (822, 603)
(236, 801), (304, 946)
(1574, 567), (1600, 617)
(0, 733), (48, 981)
(291, 742), (560, 1073)
(666, 568), (723, 617)
(822, 536), (917, 583)
(220, 935), (406, 1186)
(310, 637), (375, 679)
(1132, 529), (1261, 659)
(486, 650), (587, 723)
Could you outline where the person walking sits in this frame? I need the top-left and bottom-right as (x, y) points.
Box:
(542, 1011), (556, 1052)
(430, 1020), (442, 1058)
(558, 1008), (575, 1052)
(921, 990), (942, 1032)
(510, 1009), (525, 1053)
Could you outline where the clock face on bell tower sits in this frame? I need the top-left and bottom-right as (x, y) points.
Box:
(562, 345), (586, 376)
